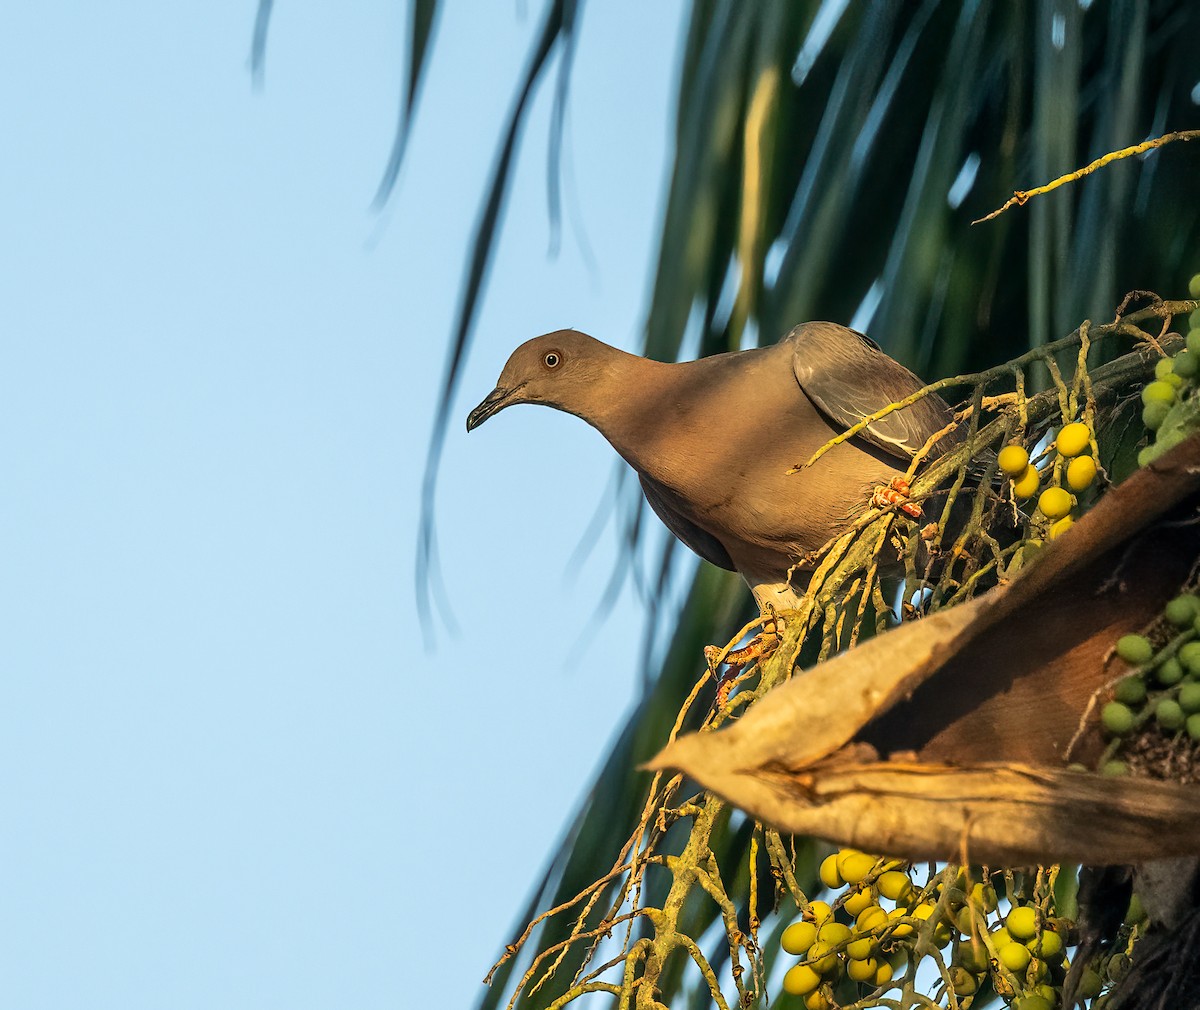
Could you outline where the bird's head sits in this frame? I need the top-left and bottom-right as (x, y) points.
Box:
(466, 329), (613, 431)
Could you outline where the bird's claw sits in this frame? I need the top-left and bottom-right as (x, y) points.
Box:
(706, 615), (782, 707)
(872, 475), (923, 518)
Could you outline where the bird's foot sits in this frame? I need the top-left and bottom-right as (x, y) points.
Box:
(872, 475), (923, 518)
(705, 613), (782, 707)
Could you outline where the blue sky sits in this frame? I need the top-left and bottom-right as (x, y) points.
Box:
(0, 3), (687, 1007)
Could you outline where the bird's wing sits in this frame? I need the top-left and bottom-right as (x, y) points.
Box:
(788, 321), (961, 462)
(638, 474), (737, 572)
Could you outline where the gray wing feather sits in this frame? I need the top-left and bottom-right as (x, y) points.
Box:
(638, 475), (736, 572)
(788, 321), (961, 462)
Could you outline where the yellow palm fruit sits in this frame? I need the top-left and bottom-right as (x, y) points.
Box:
(804, 991), (832, 1010)
(1037, 486), (1074, 520)
(1006, 905), (1038, 940)
(805, 941), (838, 976)
(1066, 454), (1097, 491)
(847, 956), (879, 982)
(856, 905), (888, 933)
(817, 921), (851, 947)
(846, 935), (875, 960)
(1012, 464), (1040, 499)
(876, 870), (913, 903)
(843, 888), (876, 918)
(1049, 515), (1074, 540)
(998, 443), (1030, 476)
(782, 964), (822, 996)
(838, 850), (877, 884)
(806, 900), (833, 925)
(782, 920), (818, 955)
(1055, 422), (1090, 457)
(818, 853), (844, 889)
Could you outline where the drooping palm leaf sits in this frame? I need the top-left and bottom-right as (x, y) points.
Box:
(414, 0), (580, 640)
(372, 0), (441, 208)
(248, 0), (274, 87)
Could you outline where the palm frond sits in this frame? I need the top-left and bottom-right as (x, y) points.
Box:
(371, 0), (441, 208)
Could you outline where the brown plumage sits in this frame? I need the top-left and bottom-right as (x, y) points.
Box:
(467, 322), (960, 610)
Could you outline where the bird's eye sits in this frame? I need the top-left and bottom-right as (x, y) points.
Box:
(543, 351), (562, 369)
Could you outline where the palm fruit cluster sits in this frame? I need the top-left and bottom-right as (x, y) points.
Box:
(1099, 592), (1200, 764)
(778, 851), (1101, 1009)
(1138, 276), (1200, 465)
(998, 420), (1097, 541)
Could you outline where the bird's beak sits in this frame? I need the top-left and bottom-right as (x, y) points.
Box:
(466, 384), (522, 432)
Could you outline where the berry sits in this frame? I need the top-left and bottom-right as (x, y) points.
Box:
(1056, 422), (1090, 457)
(1159, 428), (1188, 454)
(805, 941), (838, 976)
(1103, 759), (1129, 776)
(804, 992), (831, 1010)
(1006, 905), (1039, 940)
(819, 853), (844, 889)
(817, 921), (851, 947)
(1178, 682), (1200, 713)
(1116, 634), (1153, 664)
(1114, 675), (1147, 705)
(1038, 486), (1074, 520)
(1013, 995), (1053, 1010)
(843, 888), (876, 918)
(1012, 464), (1040, 499)
(872, 960), (894, 985)
(1027, 929), (1064, 960)
(998, 443), (1030, 476)
(1049, 515), (1074, 540)
(782, 963), (822, 996)
(1190, 273), (1200, 299)
(1165, 595), (1200, 627)
(807, 900), (833, 925)
(1139, 442), (1165, 468)
(782, 920), (818, 955)
(838, 850), (877, 884)
(947, 966), (979, 995)
(1174, 349), (1200, 379)
(970, 882), (998, 911)
(998, 939), (1031, 971)
(1189, 328), (1200, 356)
(1143, 400), (1171, 431)
(1156, 656), (1183, 686)
(1027, 957), (1051, 983)
(955, 938), (989, 973)
(1157, 698), (1185, 731)
(1178, 641), (1200, 675)
(876, 870), (913, 903)
(856, 905), (888, 933)
(1066, 454), (1097, 491)
(846, 935), (874, 960)
(1078, 967), (1104, 999)
(1124, 893), (1146, 925)
(836, 849), (875, 884)
(886, 907), (915, 938)
(846, 956), (879, 982)
(1187, 713), (1200, 741)
(1155, 357), (1177, 380)
(1142, 380), (1177, 406)
(1102, 702), (1135, 735)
